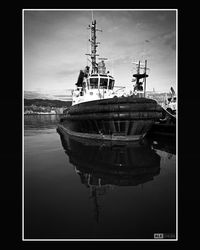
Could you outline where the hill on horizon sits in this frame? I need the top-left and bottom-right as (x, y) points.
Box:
(24, 98), (72, 108)
(24, 90), (72, 101)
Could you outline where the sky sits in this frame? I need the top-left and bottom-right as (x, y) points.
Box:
(23, 9), (177, 100)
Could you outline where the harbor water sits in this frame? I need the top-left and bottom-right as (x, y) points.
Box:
(24, 114), (176, 240)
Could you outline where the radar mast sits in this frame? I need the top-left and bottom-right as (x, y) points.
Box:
(86, 20), (102, 74)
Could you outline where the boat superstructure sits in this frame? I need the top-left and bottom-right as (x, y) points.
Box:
(71, 20), (151, 105)
(58, 19), (163, 141)
(72, 20), (116, 105)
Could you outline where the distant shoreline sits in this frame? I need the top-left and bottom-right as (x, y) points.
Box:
(24, 113), (64, 115)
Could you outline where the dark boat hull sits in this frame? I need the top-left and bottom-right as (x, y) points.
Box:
(148, 122), (176, 137)
(147, 108), (176, 138)
(59, 96), (163, 141)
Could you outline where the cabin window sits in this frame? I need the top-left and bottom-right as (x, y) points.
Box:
(90, 78), (98, 88)
(109, 79), (114, 89)
(100, 78), (108, 89)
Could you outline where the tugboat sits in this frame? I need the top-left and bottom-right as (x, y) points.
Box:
(58, 19), (163, 141)
(147, 87), (177, 137)
(162, 87), (176, 119)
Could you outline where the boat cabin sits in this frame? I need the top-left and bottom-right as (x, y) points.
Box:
(88, 74), (115, 90)
(72, 61), (116, 105)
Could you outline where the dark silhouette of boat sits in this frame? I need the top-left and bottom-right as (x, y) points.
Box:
(57, 128), (161, 188)
(57, 128), (161, 223)
(147, 87), (176, 138)
(148, 121), (176, 138)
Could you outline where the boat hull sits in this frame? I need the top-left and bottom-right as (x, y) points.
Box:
(59, 96), (163, 141)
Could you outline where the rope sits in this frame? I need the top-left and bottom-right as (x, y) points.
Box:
(164, 108), (176, 118)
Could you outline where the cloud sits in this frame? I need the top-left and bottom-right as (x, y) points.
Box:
(162, 31), (176, 50)
(24, 10), (176, 93)
(157, 14), (167, 22)
(57, 68), (79, 77)
(147, 30), (176, 51)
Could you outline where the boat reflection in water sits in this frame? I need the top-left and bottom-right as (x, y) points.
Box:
(57, 127), (163, 223)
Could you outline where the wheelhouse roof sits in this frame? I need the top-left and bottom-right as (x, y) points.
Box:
(89, 74), (114, 78)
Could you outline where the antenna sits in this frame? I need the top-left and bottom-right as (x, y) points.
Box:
(132, 61), (149, 70)
(144, 60), (147, 97)
(86, 19), (102, 74)
(86, 26), (90, 66)
(132, 60), (149, 96)
(91, 10), (94, 22)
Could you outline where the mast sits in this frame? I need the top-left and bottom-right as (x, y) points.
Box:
(137, 61), (141, 75)
(132, 60), (149, 97)
(86, 20), (102, 74)
(144, 60), (147, 97)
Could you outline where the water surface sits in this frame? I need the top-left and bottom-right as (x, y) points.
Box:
(24, 114), (176, 240)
